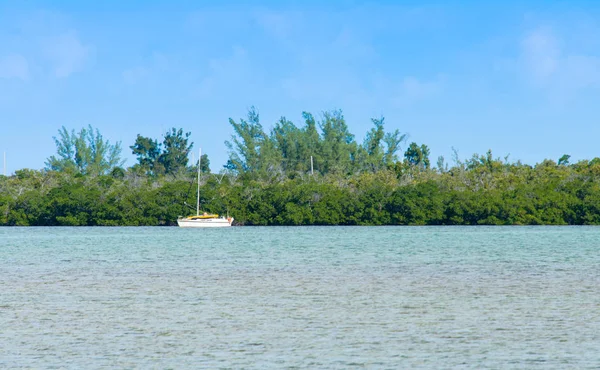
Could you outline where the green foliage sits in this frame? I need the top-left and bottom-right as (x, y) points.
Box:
(404, 142), (430, 170)
(130, 135), (162, 176)
(225, 108), (404, 179)
(4, 108), (600, 226)
(4, 155), (600, 226)
(318, 110), (356, 175)
(160, 128), (193, 175)
(558, 154), (571, 166)
(130, 128), (194, 176)
(225, 107), (267, 173)
(383, 127), (407, 167)
(199, 154), (211, 173)
(46, 125), (124, 176)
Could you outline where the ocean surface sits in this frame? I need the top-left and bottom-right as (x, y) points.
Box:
(1, 226), (599, 369)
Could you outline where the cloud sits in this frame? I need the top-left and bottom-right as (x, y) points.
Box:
(0, 54), (30, 80)
(121, 53), (172, 85)
(521, 28), (560, 83)
(561, 54), (600, 89)
(392, 76), (443, 106)
(194, 46), (252, 99)
(253, 9), (293, 40)
(122, 66), (149, 85)
(44, 30), (91, 78)
(520, 27), (600, 92)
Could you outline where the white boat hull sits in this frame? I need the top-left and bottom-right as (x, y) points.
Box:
(177, 217), (233, 228)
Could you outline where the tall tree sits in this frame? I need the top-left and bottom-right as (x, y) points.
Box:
(404, 142), (430, 170)
(273, 117), (314, 173)
(159, 128), (193, 175)
(199, 153), (211, 173)
(383, 129), (407, 167)
(362, 117), (386, 172)
(558, 154), (571, 166)
(46, 125), (124, 175)
(319, 110), (356, 175)
(130, 135), (163, 176)
(225, 107), (269, 173)
(301, 112), (322, 174)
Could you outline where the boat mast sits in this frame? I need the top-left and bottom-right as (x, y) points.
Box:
(196, 148), (201, 216)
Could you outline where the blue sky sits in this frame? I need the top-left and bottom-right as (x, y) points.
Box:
(1, 0), (599, 174)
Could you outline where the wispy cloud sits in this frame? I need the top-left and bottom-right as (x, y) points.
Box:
(121, 53), (170, 85)
(520, 27), (600, 94)
(122, 66), (149, 85)
(44, 30), (91, 78)
(194, 46), (252, 99)
(521, 28), (560, 83)
(0, 53), (30, 80)
(253, 9), (293, 40)
(182, 4), (447, 109)
(392, 76), (444, 106)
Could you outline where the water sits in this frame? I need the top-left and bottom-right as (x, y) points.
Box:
(1, 226), (599, 369)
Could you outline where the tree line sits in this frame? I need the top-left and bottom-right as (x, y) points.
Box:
(1, 108), (599, 226)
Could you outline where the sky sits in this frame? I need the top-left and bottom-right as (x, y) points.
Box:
(1, 0), (600, 174)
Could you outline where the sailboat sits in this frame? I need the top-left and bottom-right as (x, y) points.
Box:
(177, 149), (234, 228)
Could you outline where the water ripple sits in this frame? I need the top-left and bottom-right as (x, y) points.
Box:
(1, 226), (599, 369)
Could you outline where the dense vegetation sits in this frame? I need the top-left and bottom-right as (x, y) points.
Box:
(1, 108), (599, 226)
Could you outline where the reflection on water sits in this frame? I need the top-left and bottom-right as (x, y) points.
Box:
(1, 226), (599, 368)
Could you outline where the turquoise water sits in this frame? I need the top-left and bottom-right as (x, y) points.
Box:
(1, 226), (599, 368)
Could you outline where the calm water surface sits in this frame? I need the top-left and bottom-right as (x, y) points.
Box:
(1, 226), (599, 368)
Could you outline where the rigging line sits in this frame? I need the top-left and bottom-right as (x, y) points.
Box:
(181, 158), (200, 216)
